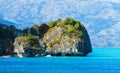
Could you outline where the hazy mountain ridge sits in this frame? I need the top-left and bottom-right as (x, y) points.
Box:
(0, 0), (120, 47)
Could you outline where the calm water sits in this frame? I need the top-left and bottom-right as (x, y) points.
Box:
(1, 48), (120, 73)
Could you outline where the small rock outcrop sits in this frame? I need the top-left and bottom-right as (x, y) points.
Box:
(14, 36), (41, 57)
(14, 17), (92, 57)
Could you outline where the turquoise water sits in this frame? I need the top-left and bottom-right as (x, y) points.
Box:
(1, 48), (120, 73)
(88, 48), (120, 57)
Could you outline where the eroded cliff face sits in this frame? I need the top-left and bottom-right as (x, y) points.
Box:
(41, 18), (92, 56)
(14, 17), (92, 57)
(14, 36), (41, 57)
(0, 24), (21, 56)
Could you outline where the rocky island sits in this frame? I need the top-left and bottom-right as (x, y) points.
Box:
(0, 17), (92, 57)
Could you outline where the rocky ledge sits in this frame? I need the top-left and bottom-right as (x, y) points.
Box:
(14, 17), (92, 57)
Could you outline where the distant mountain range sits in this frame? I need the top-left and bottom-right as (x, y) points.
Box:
(0, 0), (120, 48)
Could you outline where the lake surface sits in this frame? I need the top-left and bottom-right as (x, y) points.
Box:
(1, 48), (120, 73)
